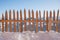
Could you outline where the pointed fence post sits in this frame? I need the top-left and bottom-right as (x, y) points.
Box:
(24, 9), (26, 31)
(56, 10), (59, 32)
(36, 10), (38, 32)
(13, 10), (16, 32)
(9, 10), (12, 32)
(5, 10), (8, 32)
(2, 14), (4, 32)
(46, 11), (49, 32)
(28, 9), (31, 31)
(48, 11), (52, 31)
(19, 10), (22, 32)
(32, 9), (34, 31)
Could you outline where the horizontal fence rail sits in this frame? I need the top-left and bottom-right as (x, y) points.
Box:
(0, 9), (60, 32)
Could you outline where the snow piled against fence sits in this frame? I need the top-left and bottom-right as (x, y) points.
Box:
(0, 30), (60, 40)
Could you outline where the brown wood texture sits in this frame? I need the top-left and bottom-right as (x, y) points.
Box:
(36, 10), (38, 32)
(13, 10), (16, 32)
(28, 9), (30, 24)
(56, 10), (59, 32)
(9, 10), (12, 32)
(24, 9), (26, 31)
(46, 11), (49, 32)
(28, 9), (31, 31)
(32, 10), (34, 31)
(5, 10), (8, 32)
(2, 14), (4, 32)
(0, 10), (60, 32)
(19, 10), (22, 32)
(48, 11), (52, 31)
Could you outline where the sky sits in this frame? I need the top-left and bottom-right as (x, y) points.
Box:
(0, 0), (60, 18)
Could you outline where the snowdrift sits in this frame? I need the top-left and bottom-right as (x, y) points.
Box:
(0, 31), (60, 40)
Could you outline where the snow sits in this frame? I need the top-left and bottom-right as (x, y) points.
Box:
(0, 30), (60, 40)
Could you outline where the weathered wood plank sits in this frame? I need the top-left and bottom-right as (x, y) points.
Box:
(5, 10), (8, 32)
(9, 10), (12, 32)
(2, 14), (4, 32)
(28, 9), (31, 31)
(28, 9), (30, 25)
(32, 10), (34, 31)
(56, 10), (59, 32)
(53, 10), (56, 32)
(19, 10), (22, 32)
(36, 10), (38, 32)
(13, 10), (16, 32)
(46, 11), (49, 32)
(24, 9), (26, 31)
(0, 20), (47, 22)
(48, 11), (52, 31)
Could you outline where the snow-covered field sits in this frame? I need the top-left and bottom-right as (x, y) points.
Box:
(0, 30), (60, 40)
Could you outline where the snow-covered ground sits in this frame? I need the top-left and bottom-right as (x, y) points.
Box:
(0, 30), (60, 40)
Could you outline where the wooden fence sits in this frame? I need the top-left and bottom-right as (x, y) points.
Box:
(0, 9), (60, 32)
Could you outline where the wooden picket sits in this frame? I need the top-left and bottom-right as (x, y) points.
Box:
(36, 10), (38, 32)
(20, 10), (22, 32)
(5, 10), (8, 32)
(0, 9), (60, 32)
(24, 9), (26, 31)
(48, 11), (52, 31)
(28, 9), (31, 31)
(9, 10), (12, 32)
(13, 10), (16, 32)
(46, 11), (49, 31)
(32, 10), (34, 31)
(56, 10), (59, 32)
(2, 14), (4, 32)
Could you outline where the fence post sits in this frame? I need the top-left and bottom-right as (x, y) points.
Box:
(13, 10), (16, 32)
(32, 9), (34, 31)
(2, 14), (4, 32)
(9, 10), (12, 32)
(5, 10), (8, 32)
(48, 11), (52, 31)
(53, 10), (55, 29)
(28, 9), (31, 31)
(24, 9), (26, 31)
(56, 10), (59, 32)
(36, 10), (38, 32)
(19, 10), (22, 32)
(46, 11), (49, 32)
